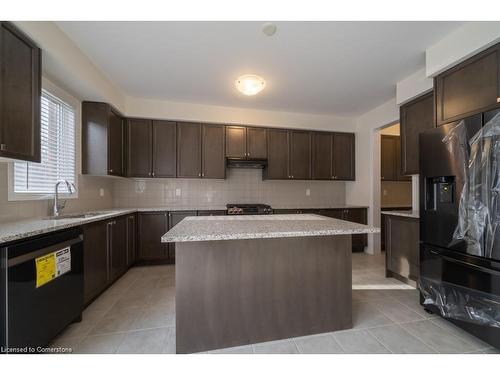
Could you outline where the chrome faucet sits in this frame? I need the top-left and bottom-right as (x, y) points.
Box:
(53, 180), (76, 217)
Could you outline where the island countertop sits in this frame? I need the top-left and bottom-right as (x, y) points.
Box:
(162, 214), (379, 243)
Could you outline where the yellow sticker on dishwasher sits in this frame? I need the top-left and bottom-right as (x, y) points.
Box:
(36, 252), (56, 288)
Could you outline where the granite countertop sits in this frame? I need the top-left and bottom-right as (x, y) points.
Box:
(162, 214), (379, 243)
(0, 209), (137, 245)
(381, 210), (420, 219)
(0, 204), (372, 245)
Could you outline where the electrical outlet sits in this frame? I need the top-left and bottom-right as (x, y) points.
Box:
(383, 189), (388, 196)
(99, 188), (105, 197)
(175, 188), (181, 197)
(306, 188), (311, 196)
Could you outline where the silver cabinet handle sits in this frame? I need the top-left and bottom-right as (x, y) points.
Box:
(152, 172), (155, 177)
(109, 169), (114, 173)
(248, 152), (250, 156)
(0, 143), (6, 151)
(198, 173), (201, 177)
(202, 173), (205, 177)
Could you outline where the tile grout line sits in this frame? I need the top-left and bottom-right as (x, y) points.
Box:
(365, 329), (394, 354)
(395, 322), (439, 353)
(328, 332), (347, 354)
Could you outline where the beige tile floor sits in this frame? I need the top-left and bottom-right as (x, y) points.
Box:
(50, 252), (499, 354)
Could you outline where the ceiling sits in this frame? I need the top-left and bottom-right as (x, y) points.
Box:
(57, 21), (463, 117)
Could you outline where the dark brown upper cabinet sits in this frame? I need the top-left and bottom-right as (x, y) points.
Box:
(226, 126), (267, 159)
(312, 132), (332, 180)
(332, 133), (355, 181)
(177, 122), (224, 179)
(202, 124), (225, 179)
(288, 130), (311, 180)
(226, 126), (246, 158)
(381, 135), (410, 181)
(435, 43), (500, 126)
(0, 21), (41, 162)
(126, 119), (177, 178)
(265, 128), (289, 179)
(400, 92), (434, 175)
(126, 118), (152, 177)
(82, 102), (125, 177)
(153, 120), (177, 178)
(247, 127), (267, 159)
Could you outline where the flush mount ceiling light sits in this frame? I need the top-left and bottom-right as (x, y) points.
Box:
(235, 74), (266, 96)
(262, 23), (277, 36)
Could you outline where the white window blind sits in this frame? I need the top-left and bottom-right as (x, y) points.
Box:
(14, 90), (76, 194)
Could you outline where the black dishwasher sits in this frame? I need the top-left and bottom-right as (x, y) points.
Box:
(1, 228), (84, 352)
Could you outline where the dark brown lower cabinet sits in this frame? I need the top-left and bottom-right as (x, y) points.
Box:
(126, 214), (137, 266)
(273, 207), (367, 251)
(83, 214), (132, 305)
(138, 212), (169, 261)
(83, 221), (109, 304)
(380, 207), (411, 251)
(110, 216), (128, 281)
(384, 214), (419, 285)
(168, 211), (198, 263)
(197, 210), (226, 216)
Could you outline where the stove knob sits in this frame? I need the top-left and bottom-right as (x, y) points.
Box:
(238, 208), (243, 214)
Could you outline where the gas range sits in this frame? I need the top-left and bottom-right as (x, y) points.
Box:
(226, 204), (273, 215)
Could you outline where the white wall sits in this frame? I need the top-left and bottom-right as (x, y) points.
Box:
(346, 98), (399, 254)
(125, 96), (355, 131)
(13, 21), (126, 111)
(426, 21), (500, 77)
(396, 68), (433, 105)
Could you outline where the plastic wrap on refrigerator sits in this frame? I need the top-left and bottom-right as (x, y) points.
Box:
(419, 276), (500, 328)
(419, 112), (500, 327)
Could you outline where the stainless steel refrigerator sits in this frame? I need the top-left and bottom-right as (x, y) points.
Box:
(419, 108), (500, 348)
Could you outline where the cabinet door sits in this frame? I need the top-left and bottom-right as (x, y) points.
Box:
(312, 132), (332, 180)
(322, 209), (343, 219)
(226, 126), (247, 158)
(197, 210), (226, 216)
(126, 214), (136, 266)
(386, 216), (419, 280)
(108, 110), (124, 176)
(202, 124), (225, 179)
(435, 43), (500, 125)
(332, 133), (355, 180)
(110, 216), (128, 281)
(247, 127), (267, 159)
(127, 118), (151, 177)
(153, 120), (176, 177)
(83, 221), (109, 304)
(168, 211), (197, 262)
(343, 208), (368, 252)
(0, 22), (41, 162)
(289, 130), (311, 180)
(177, 122), (202, 178)
(265, 129), (289, 179)
(381, 135), (398, 181)
(400, 92), (434, 175)
(138, 212), (168, 261)
(395, 137), (411, 181)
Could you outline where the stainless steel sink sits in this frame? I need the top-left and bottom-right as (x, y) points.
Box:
(43, 211), (108, 220)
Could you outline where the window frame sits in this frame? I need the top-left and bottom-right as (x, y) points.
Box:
(8, 77), (81, 201)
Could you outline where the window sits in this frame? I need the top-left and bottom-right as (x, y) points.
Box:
(13, 89), (76, 195)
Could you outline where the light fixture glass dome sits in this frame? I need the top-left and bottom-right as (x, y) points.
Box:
(235, 74), (266, 96)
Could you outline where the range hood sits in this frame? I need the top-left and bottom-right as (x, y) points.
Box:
(226, 158), (267, 169)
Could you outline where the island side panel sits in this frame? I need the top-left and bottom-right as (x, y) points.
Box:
(175, 235), (352, 353)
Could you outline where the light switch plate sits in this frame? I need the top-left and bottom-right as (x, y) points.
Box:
(175, 188), (181, 197)
(99, 188), (104, 197)
(306, 188), (311, 196)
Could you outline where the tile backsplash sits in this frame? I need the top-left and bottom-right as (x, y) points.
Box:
(113, 168), (346, 209)
(0, 163), (114, 222)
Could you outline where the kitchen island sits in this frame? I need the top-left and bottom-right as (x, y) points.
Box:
(162, 214), (379, 353)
